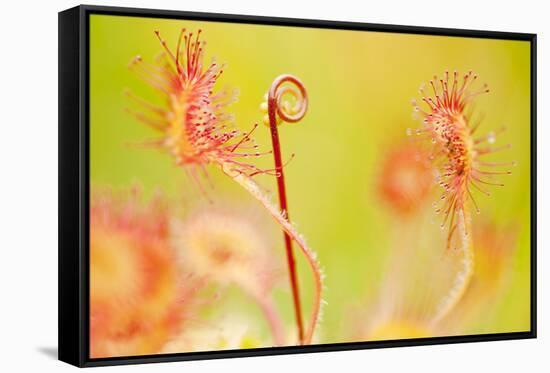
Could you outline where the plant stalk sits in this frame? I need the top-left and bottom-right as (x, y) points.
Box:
(431, 205), (475, 325)
(267, 92), (304, 345)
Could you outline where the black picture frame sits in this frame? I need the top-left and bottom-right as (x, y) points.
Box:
(58, 4), (537, 368)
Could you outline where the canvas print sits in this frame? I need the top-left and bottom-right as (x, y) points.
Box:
(89, 14), (531, 358)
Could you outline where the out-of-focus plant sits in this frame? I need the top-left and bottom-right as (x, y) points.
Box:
(377, 141), (434, 217)
(171, 206), (285, 345)
(90, 188), (292, 356)
(89, 187), (202, 358)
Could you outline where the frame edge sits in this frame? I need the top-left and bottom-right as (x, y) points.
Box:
(58, 5), (85, 368)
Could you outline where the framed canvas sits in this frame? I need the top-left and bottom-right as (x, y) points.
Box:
(58, 4), (537, 367)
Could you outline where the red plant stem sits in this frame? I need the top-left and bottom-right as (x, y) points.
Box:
(267, 93), (305, 345)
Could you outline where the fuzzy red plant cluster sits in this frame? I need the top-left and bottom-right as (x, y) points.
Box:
(128, 29), (269, 181)
(412, 70), (512, 248)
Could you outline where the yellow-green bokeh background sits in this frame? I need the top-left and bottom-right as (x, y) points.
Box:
(90, 14), (531, 346)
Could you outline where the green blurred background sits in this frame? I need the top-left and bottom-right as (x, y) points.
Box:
(89, 14), (531, 344)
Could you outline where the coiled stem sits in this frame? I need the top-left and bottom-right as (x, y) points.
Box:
(267, 75), (309, 344)
(220, 74), (321, 344)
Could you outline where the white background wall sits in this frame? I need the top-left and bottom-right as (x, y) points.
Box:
(0, 0), (546, 371)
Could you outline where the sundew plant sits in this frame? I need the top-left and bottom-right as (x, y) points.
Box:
(89, 15), (532, 358)
(410, 71), (514, 324)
